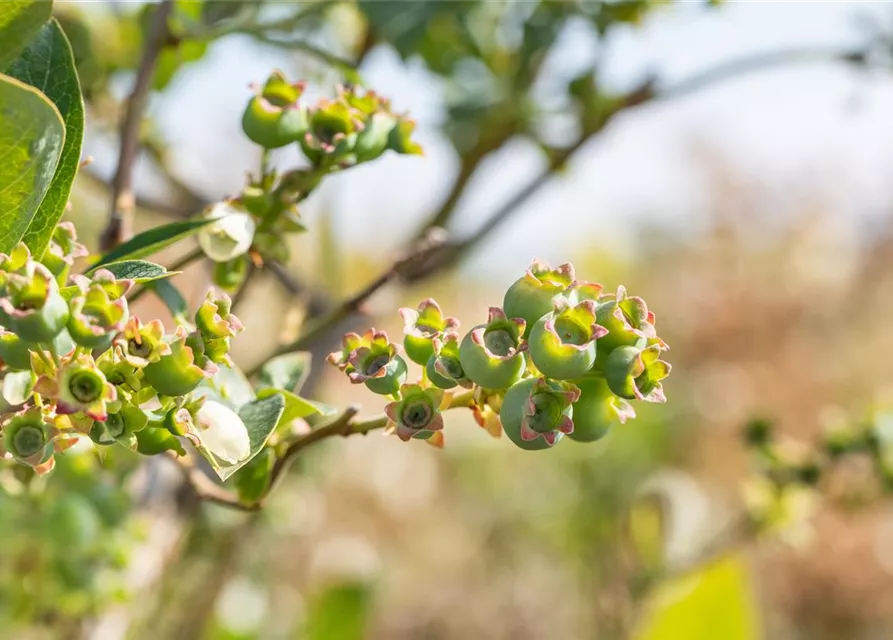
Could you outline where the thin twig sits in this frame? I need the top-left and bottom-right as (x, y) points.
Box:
(101, 0), (175, 251)
(263, 406), (381, 500)
(173, 391), (475, 511)
(167, 451), (260, 512)
(402, 45), (869, 281)
(248, 227), (448, 373)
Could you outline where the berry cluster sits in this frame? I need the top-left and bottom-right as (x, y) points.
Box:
(202, 72), (423, 291)
(0, 225), (244, 474)
(329, 260), (671, 449)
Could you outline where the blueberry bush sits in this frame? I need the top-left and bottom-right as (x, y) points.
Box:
(1, 0), (889, 637)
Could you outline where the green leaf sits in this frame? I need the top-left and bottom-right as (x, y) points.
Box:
(0, 73), (64, 253)
(89, 218), (216, 271)
(135, 426), (187, 456)
(195, 364), (256, 411)
(231, 448), (273, 505)
(0, 0), (53, 69)
(304, 581), (373, 640)
(150, 279), (188, 322)
(7, 19), (85, 258)
(257, 351), (311, 394)
(61, 260), (176, 299)
(198, 393), (285, 481)
(256, 388), (321, 426)
(634, 554), (760, 640)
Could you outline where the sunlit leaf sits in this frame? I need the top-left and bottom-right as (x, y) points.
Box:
(257, 351), (311, 394)
(7, 19), (85, 258)
(89, 218), (216, 271)
(0, 0), (53, 69)
(0, 73), (64, 253)
(634, 554), (761, 640)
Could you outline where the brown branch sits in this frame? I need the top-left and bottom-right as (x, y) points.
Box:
(166, 451), (260, 512)
(170, 407), (390, 512)
(101, 0), (175, 251)
(262, 405), (383, 500)
(249, 227), (448, 372)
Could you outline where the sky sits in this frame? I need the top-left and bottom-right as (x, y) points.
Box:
(121, 1), (893, 288)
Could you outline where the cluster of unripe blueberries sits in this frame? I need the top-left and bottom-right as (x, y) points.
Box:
(0, 224), (244, 473)
(330, 260), (671, 450)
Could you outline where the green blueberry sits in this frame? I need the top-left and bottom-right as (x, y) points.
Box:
(604, 344), (671, 403)
(143, 328), (211, 397)
(241, 72), (308, 149)
(345, 330), (407, 395)
(459, 308), (526, 390)
(499, 377), (579, 451)
(528, 299), (606, 380)
(503, 259), (576, 338)
(399, 298), (459, 365)
(568, 377), (635, 443)
(425, 331), (470, 390)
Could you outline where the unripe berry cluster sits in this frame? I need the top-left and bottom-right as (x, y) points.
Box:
(329, 259), (671, 450)
(0, 225), (245, 474)
(204, 73), (424, 292)
(743, 407), (893, 535)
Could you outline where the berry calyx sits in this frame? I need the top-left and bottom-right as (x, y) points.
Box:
(528, 298), (607, 380)
(500, 377), (579, 451)
(459, 307), (526, 390)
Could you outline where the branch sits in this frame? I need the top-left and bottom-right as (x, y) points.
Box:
(167, 451), (260, 512)
(249, 227), (449, 372)
(101, 0), (174, 252)
(262, 389), (474, 502)
(402, 46), (869, 281)
(263, 406), (387, 500)
(171, 407), (390, 512)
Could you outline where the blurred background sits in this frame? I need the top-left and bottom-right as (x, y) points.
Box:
(10, 0), (893, 638)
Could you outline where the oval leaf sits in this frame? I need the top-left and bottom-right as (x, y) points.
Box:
(7, 19), (85, 258)
(61, 260), (176, 299)
(0, 1), (53, 69)
(256, 387), (322, 425)
(257, 351), (311, 394)
(89, 217), (217, 271)
(149, 278), (188, 322)
(0, 73), (64, 253)
(197, 393), (285, 481)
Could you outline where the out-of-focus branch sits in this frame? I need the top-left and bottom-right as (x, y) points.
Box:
(263, 406), (385, 499)
(82, 167), (208, 219)
(170, 406), (394, 512)
(101, 0), (174, 251)
(402, 45), (872, 281)
(249, 227), (448, 373)
(262, 389), (474, 503)
(660, 46), (868, 100)
(167, 452), (260, 512)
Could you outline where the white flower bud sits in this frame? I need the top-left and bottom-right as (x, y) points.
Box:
(196, 400), (250, 464)
(198, 202), (256, 262)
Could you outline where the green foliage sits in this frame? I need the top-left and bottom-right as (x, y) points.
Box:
(6, 20), (84, 259)
(0, 74), (64, 253)
(90, 217), (219, 271)
(303, 581), (373, 640)
(258, 351), (312, 394)
(0, 0), (53, 69)
(61, 260), (174, 298)
(634, 555), (761, 640)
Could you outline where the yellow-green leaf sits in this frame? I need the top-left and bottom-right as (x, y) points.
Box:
(0, 0), (53, 69)
(7, 19), (85, 258)
(635, 554), (761, 640)
(0, 73), (64, 253)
